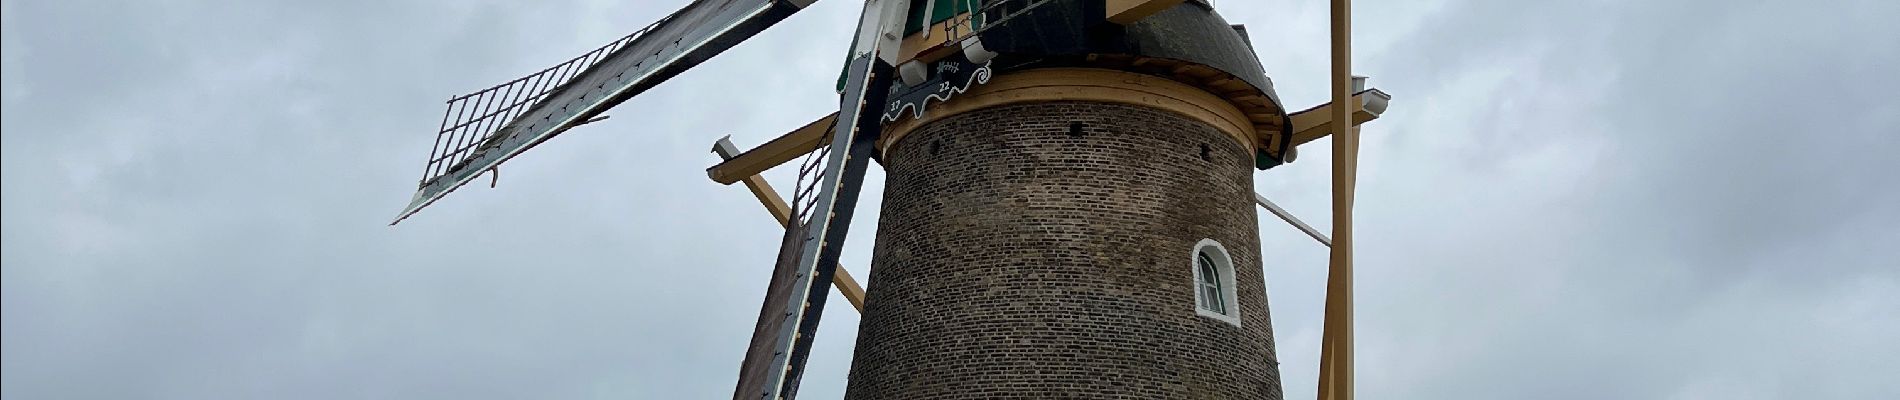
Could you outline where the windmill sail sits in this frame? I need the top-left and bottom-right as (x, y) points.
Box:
(732, 220), (809, 399)
(731, 0), (909, 397)
(394, 0), (817, 224)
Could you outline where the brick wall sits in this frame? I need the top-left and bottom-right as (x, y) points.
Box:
(845, 101), (1284, 399)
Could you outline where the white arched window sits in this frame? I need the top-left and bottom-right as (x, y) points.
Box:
(1192, 239), (1241, 326)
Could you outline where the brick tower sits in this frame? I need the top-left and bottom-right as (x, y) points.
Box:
(845, 2), (1288, 398)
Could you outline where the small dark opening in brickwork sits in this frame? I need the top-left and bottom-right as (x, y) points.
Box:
(930, 140), (943, 156)
(1068, 121), (1085, 137)
(1200, 143), (1213, 162)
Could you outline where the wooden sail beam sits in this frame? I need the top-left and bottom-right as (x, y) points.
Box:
(1288, 89), (1389, 147)
(707, 113), (838, 185)
(712, 136), (868, 313)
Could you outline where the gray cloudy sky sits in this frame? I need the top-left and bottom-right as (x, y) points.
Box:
(3, 0), (1896, 399)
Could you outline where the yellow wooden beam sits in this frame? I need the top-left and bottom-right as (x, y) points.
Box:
(1317, 0), (1356, 397)
(706, 113), (838, 185)
(1287, 90), (1389, 147)
(712, 137), (868, 313)
(1107, 0), (1188, 25)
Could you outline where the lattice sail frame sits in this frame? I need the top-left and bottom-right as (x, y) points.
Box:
(419, 29), (649, 187)
(393, 0), (812, 225)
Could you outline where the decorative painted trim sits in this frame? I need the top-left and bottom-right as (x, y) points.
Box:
(878, 68), (1257, 156)
(881, 56), (994, 122)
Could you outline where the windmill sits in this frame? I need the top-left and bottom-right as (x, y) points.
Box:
(391, 0), (1388, 399)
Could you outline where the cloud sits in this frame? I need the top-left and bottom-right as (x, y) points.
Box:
(3, 0), (1895, 399)
(1239, 0), (1898, 398)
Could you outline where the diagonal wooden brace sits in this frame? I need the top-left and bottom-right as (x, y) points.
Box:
(711, 136), (867, 313)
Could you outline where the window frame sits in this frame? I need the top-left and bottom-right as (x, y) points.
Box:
(1191, 238), (1242, 327)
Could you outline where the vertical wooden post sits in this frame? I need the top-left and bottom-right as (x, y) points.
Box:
(1317, 0), (1356, 398)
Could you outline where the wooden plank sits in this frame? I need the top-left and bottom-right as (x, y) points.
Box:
(706, 113), (837, 185)
(1170, 64), (1201, 77)
(1182, 64), (1225, 80)
(1107, 0), (1189, 24)
(1208, 77), (1251, 92)
(1287, 90), (1387, 147)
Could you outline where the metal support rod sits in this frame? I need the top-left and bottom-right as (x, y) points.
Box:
(1254, 193), (1331, 247)
(1317, 0), (1357, 398)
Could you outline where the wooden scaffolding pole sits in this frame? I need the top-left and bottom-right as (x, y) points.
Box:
(1316, 0), (1357, 398)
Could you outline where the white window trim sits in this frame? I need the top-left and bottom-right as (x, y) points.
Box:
(1191, 238), (1242, 327)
